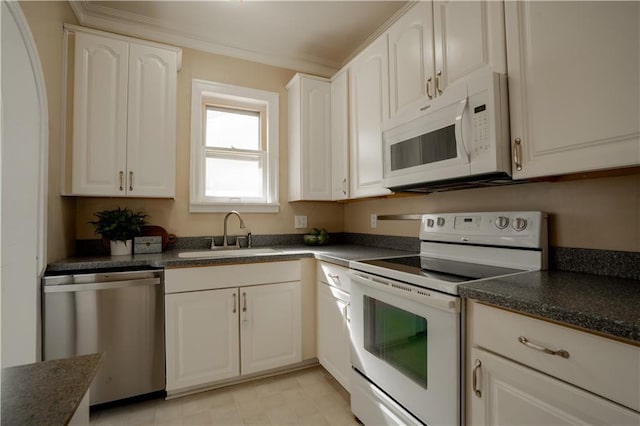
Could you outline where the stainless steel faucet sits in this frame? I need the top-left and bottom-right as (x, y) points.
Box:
(223, 210), (246, 247)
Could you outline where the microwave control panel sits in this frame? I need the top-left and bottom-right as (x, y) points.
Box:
(472, 104), (489, 150)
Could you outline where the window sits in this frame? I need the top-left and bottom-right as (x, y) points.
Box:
(190, 79), (279, 212)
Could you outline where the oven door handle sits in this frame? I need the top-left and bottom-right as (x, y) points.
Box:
(349, 271), (460, 314)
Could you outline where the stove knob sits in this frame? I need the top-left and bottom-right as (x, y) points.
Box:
(426, 218), (435, 228)
(495, 216), (509, 229)
(513, 217), (528, 232)
(437, 217), (445, 227)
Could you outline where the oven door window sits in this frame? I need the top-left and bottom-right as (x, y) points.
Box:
(363, 296), (428, 388)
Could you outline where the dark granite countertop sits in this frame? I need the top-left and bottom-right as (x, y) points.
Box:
(1, 353), (103, 425)
(46, 244), (640, 346)
(459, 271), (640, 345)
(45, 244), (416, 273)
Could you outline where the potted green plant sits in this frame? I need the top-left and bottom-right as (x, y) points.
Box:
(89, 207), (148, 255)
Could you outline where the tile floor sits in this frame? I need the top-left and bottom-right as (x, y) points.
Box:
(90, 366), (360, 425)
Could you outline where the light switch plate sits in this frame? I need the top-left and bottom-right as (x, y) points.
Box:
(294, 215), (308, 229)
(370, 214), (377, 228)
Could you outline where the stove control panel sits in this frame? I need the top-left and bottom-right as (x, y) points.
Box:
(420, 211), (548, 249)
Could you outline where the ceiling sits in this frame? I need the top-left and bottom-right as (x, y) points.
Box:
(69, 1), (410, 77)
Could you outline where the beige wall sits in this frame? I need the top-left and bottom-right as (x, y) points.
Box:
(344, 173), (640, 252)
(21, 2), (640, 259)
(21, 1), (78, 262)
(74, 47), (344, 241)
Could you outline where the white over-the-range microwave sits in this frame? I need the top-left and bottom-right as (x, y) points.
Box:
(382, 69), (512, 193)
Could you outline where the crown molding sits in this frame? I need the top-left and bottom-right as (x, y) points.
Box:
(68, 1), (339, 77)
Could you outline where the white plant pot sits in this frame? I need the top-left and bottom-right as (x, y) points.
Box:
(110, 239), (133, 256)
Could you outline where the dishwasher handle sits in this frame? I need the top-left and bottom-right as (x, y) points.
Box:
(43, 277), (160, 293)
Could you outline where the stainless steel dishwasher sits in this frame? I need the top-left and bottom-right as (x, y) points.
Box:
(43, 269), (165, 405)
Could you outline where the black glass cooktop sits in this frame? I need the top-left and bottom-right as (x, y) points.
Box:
(360, 255), (524, 283)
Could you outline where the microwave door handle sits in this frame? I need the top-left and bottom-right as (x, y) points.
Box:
(455, 98), (470, 164)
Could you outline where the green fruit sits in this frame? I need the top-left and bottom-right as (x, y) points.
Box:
(309, 228), (320, 236)
(316, 233), (329, 245)
(319, 228), (328, 236)
(303, 234), (318, 245)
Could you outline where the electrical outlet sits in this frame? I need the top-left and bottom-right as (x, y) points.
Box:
(294, 215), (308, 229)
(370, 214), (377, 228)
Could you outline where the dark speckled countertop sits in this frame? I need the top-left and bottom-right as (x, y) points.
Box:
(46, 244), (640, 346)
(45, 244), (415, 273)
(459, 271), (640, 345)
(1, 353), (103, 425)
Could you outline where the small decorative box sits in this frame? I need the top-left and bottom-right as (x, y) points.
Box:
(134, 236), (162, 254)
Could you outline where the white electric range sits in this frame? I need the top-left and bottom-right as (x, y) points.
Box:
(348, 211), (548, 426)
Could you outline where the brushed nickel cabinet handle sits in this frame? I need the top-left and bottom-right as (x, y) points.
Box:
(342, 178), (347, 195)
(119, 171), (124, 191)
(426, 76), (434, 99)
(328, 273), (340, 282)
(473, 359), (482, 397)
(436, 70), (443, 95)
(242, 292), (247, 313)
(129, 171), (134, 191)
(514, 138), (523, 171)
(518, 336), (570, 359)
(232, 293), (237, 314)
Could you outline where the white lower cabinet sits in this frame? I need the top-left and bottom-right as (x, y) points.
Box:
(240, 282), (302, 375)
(316, 262), (351, 392)
(467, 300), (640, 425)
(317, 282), (350, 391)
(165, 262), (302, 394)
(165, 288), (240, 391)
(470, 347), (640, 425)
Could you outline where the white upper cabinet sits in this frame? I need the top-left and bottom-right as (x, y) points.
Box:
(387, 1), (506, 129)
(330, 69), (350, 200)
(126, 43), (177, 197)
(433, 1), (506, 94)
(387, 1), (434, 126)
(287, 73), (332, 201)
(506, 2), (640, 179)
(68, 26), (180, 197)
(72, 32), (129, 196)
(349, 35), (393, 199)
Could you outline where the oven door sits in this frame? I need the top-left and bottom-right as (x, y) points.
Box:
(382, 83), (472, 190)
(349, 271), (461, 426)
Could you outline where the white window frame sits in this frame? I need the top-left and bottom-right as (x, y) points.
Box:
(190, 79), (279, 213)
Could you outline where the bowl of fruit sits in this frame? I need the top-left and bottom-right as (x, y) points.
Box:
(303, 228), (329, 245)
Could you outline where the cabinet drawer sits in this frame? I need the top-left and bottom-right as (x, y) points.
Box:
(316, 262), (350, 293)
(165, 261), (301, 293)
(470, 301), (640, 412)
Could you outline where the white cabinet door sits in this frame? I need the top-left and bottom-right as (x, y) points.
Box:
(72, 31), (128, 196)
(69, 28), (178, 197)
(387, 1), (434, 124)
(165, 288), (239, 392)
(506, 1), (640, 179)
(126, 43), (177, 197)
(469, 347), (640, 426)
(287, 74), (332, 201)
(331, 69), (350, 200)
(240, 282), (302, 375)
(317, 282), (351, 392)
(349, 36), (393, 199)
(433, 1), (506, 93)
(386, 1), (506, 129)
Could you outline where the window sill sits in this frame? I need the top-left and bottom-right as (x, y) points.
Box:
(189, 202), (280, 213)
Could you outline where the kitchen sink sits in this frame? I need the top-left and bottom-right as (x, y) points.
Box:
(177, 248), (281, 259)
